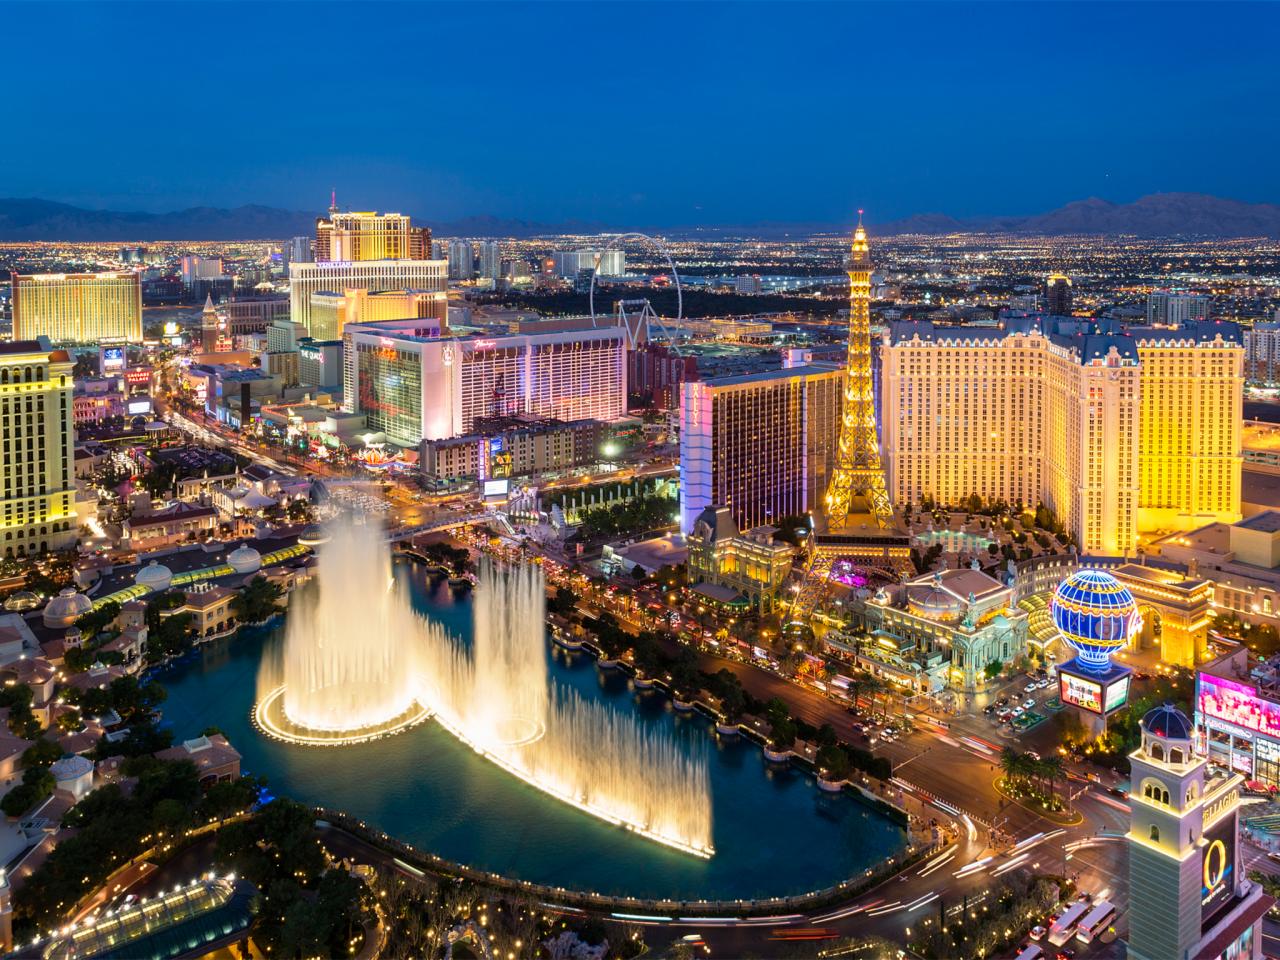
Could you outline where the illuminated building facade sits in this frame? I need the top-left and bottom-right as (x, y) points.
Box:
(1044, 273), (1073, 316)
(346, 323), (627, 448)
(1148, 289), (1211, 325)
(1244, 321), (1280, 384)
(854, 567), (1027, 693)
(685, 506), (798, 613)
(678, 365), (844, 534)
(1128, 699), (1270, 960)
(881, 315), (1242, 555)
(288, 260), (446, 334)
(12, 271), (142, 343)
(216, 297), (290, 337)
(0, 341), (76, 558)
(314, 211), (430, 262)
(307, 287), (447, 342)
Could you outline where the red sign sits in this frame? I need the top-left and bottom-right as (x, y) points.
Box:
(124, 368), (151, 386)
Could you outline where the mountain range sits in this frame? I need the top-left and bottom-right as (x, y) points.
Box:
(0, 193), (1278, 241)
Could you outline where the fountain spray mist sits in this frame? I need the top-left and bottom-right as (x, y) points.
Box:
(257, 524), (713, 855)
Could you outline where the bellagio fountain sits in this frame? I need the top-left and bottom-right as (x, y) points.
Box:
(254, 518), (713, 857)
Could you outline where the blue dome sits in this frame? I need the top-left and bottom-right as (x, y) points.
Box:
(1051, 569), (1140, 670)
(1142, 703), (1192, 741)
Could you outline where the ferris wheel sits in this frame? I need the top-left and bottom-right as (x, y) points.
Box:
(587, 233), (684, 351)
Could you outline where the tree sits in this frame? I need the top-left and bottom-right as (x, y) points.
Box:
(985, 660), (1003, 680)
(816, 744), (851, 780)
(231, 576), (285, 625)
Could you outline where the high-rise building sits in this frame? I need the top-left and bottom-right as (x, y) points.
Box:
(216, 297), (291, 338)
(734, 275), (763, 295)
(307, 287), (448, 342)
(1044, 273), (1073, 315)
(550, 249), (624, 278)
(288, 236), (314, 264)
(679, 365), (844, 534)
(288, 260), (446, 335)
(344, 322), (627, 447)
(1127, 692), (1271, 960)
(628, 341), (698, 410)
(298, 339), (343, 390)
(181, 256), (225, 285)
(431, 239), (447, 261)
(447, 240), (474, 280)
(881, 315), (1242, 554)
(0, 340), (76, 557)
(478, 241), (502, 281)
(12, 272), (142, 343)
(313, 210), (431, 263)
(1245, 321), (1280, 383)
(1148, 289), (1211, 325)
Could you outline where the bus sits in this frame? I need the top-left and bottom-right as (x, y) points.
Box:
(1047, 900), (1092, 946)
(1075, 900), (1117, 944)
(1014, 945), (1043, 960)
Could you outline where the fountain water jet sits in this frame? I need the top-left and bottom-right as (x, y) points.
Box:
(254, 518), (430, 744)
(254, 525), (713, 855)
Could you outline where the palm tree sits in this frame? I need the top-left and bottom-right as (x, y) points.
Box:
(1039, 754), (1065, 803)
(999, 747), (1021, 785)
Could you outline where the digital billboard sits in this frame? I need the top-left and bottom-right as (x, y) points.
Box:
(1198, 674), (1280, 739)
(100, 345), (125, 375)
(482, 479), (509, 499)
(1104, 674), (1131, 713)
(1060, 672), (1103, 713)
(126, 398), (153, 416)
(1201, 813), (1237, 930)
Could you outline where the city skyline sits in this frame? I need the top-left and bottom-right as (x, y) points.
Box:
(2, 2), (1278, 226)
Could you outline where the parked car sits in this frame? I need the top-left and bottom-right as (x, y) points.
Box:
(1024, 682), (1037, 693)
(1022, 698), (1035, 710)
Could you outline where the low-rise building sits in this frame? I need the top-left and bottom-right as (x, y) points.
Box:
(122, 502), (218, 547)
(685, 506), (796, 612)
(177, 583), (237, 637)
(156, 733), (241, 784)
(853, 566), (1029, 692)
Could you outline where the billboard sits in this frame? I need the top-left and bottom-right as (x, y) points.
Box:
(1060, 672), (1103, 713)
(1104, 674), (1131, 713)
(126, 398), (152, 416)
(100, 345), (125, 375)
(482, 478), (509, 499)
(489, 436), (512, 478)
(1201, 813), (1237, 930)
(1198, 673), (1280, 739)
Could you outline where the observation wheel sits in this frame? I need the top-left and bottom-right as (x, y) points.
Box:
(588, 232), (685, 351)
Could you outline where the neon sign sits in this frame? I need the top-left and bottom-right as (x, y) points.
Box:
(1198, 674), (1280, 739)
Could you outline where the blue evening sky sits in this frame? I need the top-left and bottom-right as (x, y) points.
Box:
(2, 1), (1276, 226)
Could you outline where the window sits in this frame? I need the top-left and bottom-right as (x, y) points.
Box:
(1149, 825), (1160, 842)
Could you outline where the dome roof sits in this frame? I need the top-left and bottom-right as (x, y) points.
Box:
(990, 612), (1010, 629)
(298, 524), (330, 546)
(3, 591), (41, 612)
(43, 588), (93, 629)
(1142, 703), (1193, 741)
(906, 583), (966, 623)
(227, 544), (262, 574)
(1051, 569), (1140, 668)
(50, 755), (94, 782)
(135, 560), (173, 592)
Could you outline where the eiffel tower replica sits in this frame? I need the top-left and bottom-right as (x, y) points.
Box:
(787, 214), (912, 635)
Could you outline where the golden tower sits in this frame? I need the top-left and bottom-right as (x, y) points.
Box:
(824, 212), (893, 529)
(786, 216), (910, 638)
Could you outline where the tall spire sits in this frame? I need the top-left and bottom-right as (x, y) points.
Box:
(823, 215), (892, 529)
(329, 189), (339, 216)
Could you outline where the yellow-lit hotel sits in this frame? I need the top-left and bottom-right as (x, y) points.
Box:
(12, 271), (142, 343)
(881, 314), (1242, 555)
(0, 340), (76, 557)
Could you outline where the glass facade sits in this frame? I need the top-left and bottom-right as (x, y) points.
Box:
(356, 342), (423, 447)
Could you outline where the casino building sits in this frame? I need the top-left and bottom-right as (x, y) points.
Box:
(1194, 645), (1280, 788)
(343, 320), (627, 448)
